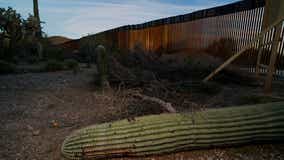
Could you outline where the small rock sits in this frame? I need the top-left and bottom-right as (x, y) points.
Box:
(32, 130), (40, 136)
(27, 125), (34, 131)
(47, 104), (56, 109)
(51, 120), (59, 128)
(205, 157), (213, 160)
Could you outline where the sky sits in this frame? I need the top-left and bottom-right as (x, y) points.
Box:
(0, 0), (238, 39)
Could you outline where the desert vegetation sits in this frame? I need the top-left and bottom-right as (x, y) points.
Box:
(0, 5), (80, 75)
(1, 0), (284, 160)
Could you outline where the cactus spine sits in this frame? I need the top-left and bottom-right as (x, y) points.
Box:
(62, 102), (284, 159)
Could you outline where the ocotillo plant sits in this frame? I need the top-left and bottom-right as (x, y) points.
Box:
(62, 102), (284, 160)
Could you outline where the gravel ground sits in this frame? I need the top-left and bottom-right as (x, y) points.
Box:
(0, 68), (284, 160)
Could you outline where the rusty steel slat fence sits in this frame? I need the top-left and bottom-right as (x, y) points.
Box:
(255, 21), (284, 80)
(87, 0), (284, 79)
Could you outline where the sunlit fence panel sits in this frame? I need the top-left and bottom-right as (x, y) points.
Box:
(88, 0), (284, 78)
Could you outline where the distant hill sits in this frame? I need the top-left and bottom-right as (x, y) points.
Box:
(48, 36), (73, 45)
(60, 39), (80, 50)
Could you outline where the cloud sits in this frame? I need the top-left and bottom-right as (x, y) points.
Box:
(43, 0), (211, 38)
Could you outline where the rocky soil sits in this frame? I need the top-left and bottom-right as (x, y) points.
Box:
(0, 68), (284, 160)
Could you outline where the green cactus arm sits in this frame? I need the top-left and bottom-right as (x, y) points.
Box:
(62, 102), (284, 160)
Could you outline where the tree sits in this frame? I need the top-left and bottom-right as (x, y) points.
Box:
(23, 14), (40, 37)
(23, 14), (43, 60)
(0, 7), (43, 61)
(0, 7), (23, 60)
(0, 7), (23, 41)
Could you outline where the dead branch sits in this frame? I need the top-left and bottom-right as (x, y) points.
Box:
(132, 93), (176, 113)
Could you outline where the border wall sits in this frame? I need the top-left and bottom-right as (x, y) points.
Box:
(84, 0), (284, 79)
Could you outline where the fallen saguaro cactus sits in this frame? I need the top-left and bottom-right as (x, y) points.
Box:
(62, 102), (284, 159)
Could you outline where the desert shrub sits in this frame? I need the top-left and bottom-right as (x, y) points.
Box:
(198, 82), (222, 95)
(177, 82), (222, 95)
(206, 38), (235, 59)
(176, 82), (222, 95)
(233, 48), (259, 66)
(79, 36), (97, 65)
(64, 59), (80, 74)
(44, 60), (64, 72)
(1, 8), (45, 63)
(185, 56), (193, 65)
(110, 47), (122, 56)
(133, 42), (144, 54)
(26, 55), (39, 64)
(64, 59), (79, 69)
(16, 64), (45, 73)
(0, 60), (16, 74)
(239, 95), (282, 105)
(43, 44), (64, 61)
(79, 33), (120, 64)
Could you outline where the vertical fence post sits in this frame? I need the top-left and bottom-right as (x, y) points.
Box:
(263, 0), (284, 93)
(255, 37), (264, 79)
(264, 23), (282, 93)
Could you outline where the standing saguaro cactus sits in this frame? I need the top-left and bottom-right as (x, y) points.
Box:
(95, 45), (109, 88)
(33, 0), (41, 38)
(62, 102), (284, 160)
